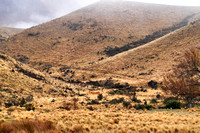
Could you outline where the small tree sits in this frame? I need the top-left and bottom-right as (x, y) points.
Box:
(162, 48), (200, 107)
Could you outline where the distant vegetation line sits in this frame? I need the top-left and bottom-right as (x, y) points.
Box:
(104, 13), (199, 57)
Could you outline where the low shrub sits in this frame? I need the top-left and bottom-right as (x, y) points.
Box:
(134, 104), (145, 110)
(156, 94), (161, 99)
(165, 100), (183, 109)
(145, 104), (156, 110)
(164, 97), (178, 104)
(4, 102), (13, 108)
(150, 99), (157, 104)
(134, 104), (155, 110)
(87, 100), (100, 105)
(25, 104), (35, 111)
(109, 97), (124, 104)
(109, 91), (115, 95)
(87, 106), (94, 111)
(116, 90), (124, 95)
(98, 94), (103, 101)
(132, 98), (142, 103)
(123, 101), (131, 108)
(109, 90), (124, 95)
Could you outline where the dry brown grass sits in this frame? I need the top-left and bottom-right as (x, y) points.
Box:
(89, 20), (200, 84)
(1, 1), (200, 70)
(62, 98), (79, 110)
(0, 106), (199, 133)
(0, 120), (61, 133)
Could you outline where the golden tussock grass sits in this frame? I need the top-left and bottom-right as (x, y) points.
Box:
(0, 106), (199, 133)
(0, 120), (62, 133)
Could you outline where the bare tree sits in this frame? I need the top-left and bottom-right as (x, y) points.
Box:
(162, 48), (200, 106)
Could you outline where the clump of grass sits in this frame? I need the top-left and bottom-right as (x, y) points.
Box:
(69, 124), (84, 133)
(62, 98), (79, 110)
(0, 120), (61, 132)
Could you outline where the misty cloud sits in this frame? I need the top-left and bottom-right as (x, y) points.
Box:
(0, 0), (98, 28)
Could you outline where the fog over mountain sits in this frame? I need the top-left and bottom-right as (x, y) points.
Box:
(1, 0), (200, 28)
(0, 0), (98, 28)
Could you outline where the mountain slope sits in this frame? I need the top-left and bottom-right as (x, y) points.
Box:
(88, 20), (200, 84)
(0, 27), (23, 41)
(1, 1), (200, 69)
(0, 52), (74, 104)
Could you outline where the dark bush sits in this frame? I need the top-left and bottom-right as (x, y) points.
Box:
(19, 98), (26, 107)
(165, 100), (183, 109)
(28, 32), (40, 36)
(67, 22), (84, 31)
(109, 91), (115, 95)
(5, 102), (13, 108)
(25, 104), (35, 111)
(87, 100), (100, 105)
(145, 104), (156, 110)
(123, 101), (131, 108)
(150, 99), (157, 104)
(87, 106), (94, 111)
(163, 97), (178, 104)
(132, 98), (142, 103)
(109, 98), (124, 104)
(148, 80), (158, 89)
(134, 104), (145, 110)
(109, 90), (124, 95)
(134, 104), (155, 110)
(156, 94), (161, 99)
(116, 90), (124, 95)
(98, 94), (103, 101)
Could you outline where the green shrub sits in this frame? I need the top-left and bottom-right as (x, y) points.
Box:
(134, 104), (155, 110)
(145, 104), (156, 110)
(134, 104), (145, 110)
(109, 98), (124, 104)
(25, 104), (35, 111)
(115, 90), (124, 95)
(123, 101), (131, 108)
(87, 100), (100, 105)
(165, 100), (182, 109)
(163, 97), (178, 104)
(109, 91), (115, 95)
(132, 98), (142, 103)
(97, 94), (103, 100)
(109, 90), (124, 95)
(150, 99), (157, 104)
(87, 106), (94, 111)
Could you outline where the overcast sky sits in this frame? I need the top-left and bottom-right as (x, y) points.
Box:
(0, 0), (200, 28)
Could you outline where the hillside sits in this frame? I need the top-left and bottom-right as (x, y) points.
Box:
(1, 1), (200, 69)
(88, 20), (200, 84)
(0, 27), (23, 42)
(0, 52), (77, 105)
